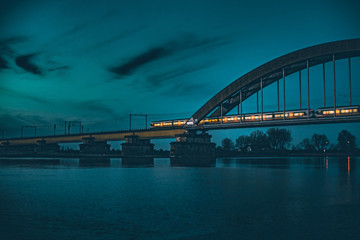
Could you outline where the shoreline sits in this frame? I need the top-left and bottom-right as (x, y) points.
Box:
(0, 152), (357, 159)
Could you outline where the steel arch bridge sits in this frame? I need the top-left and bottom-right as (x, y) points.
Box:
(1, 39), (360, 146)
(185, 38), (360, 129)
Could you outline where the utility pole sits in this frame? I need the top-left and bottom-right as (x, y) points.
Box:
(129, 113), (132, 131)
(66, 121), (82, 135)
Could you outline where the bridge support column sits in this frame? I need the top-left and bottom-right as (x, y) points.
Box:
(170, 131), (216, 167)
(0, 142), (10, 153)
(1, 143), (36, 154)
(80, 137), (110, 154)
(121, 135), (154, 166)
(35, 140), (60, 153)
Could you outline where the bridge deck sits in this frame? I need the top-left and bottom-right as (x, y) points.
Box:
(0, 128), (186, 145)
(2, 116), (360, 146)
(194, 116), (360, 130)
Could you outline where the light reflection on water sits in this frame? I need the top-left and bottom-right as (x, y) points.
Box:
(0, 157), (359, 240)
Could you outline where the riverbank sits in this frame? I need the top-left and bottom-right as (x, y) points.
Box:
(0, 151), (357, 158)
(216, 150), (358, 157)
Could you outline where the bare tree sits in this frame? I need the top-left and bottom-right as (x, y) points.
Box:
(235, 135), (251, 149)
(266, 128), (292, 150)
(311, 134), (329, 152)
(249, 130), (268, 151)
(222, 138), (235, 151)
(337, 130), (356, 153)
(300, 138), (314, 151)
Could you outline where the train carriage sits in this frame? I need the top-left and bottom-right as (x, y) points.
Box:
(273, 109), (314, 120)
(150, 106), (359, 129)
(316, 105), (360, 117)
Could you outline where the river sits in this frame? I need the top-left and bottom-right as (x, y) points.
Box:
(0, 157), (359, 240)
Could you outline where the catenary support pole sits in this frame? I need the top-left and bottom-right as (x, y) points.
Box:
(349, 58), (352, 106)
(240, 90), (243, 123)
(299, 71), (302, 109)
(261, 78), (263, 121)
(283, 68), (285, 120)
(323, 63), (326, 107)
(306, 60), (310, 118)
(333, 54), (336, 117)
(277, 79), (279, 111)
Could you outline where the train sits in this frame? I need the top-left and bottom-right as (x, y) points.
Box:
(150, 105), (360, 129)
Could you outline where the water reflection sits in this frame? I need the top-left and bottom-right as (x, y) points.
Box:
(217, 156), (357, 175)
(0, 156), (358, 240)
(217, 157), (291, 169)
(326, 156), (328, 169)
(0, 157), (357, 172)
(0, 158), (60, 167)
(170, 157), (216, 167)
(79, 158), (110, 167)
(121, 157), (154, 168)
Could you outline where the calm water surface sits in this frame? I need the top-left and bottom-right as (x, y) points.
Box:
(0, 157), (359, 240)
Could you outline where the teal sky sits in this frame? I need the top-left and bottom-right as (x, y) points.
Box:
(1, 0), (360, 148)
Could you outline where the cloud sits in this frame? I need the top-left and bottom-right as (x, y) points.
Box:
(48, 66), (70, 72)
(85, 26), (145, 51)
(164, 82), (205, 96)
(0, 36), (30, 70)
(0, 55), (8, 69)
(15, 53), (42, 75)
(66, 100), (117, 117)
(0, 110), (56, 138)
(0, 111), (49, 129)
(0, 86), (51, 105)
(109, 47), (170, 76)
(145, 64), (212, 89)
(0, 36), (29, 55)
(0, 85), (117, 118)
(109, 34), (229, 76)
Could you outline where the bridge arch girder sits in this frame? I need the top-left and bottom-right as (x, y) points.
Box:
(189, 39), (360, 125)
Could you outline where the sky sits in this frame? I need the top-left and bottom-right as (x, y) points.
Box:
(1, 0), (360, 149)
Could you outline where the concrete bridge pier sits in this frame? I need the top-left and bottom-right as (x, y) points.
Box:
(0, 142), (9, 153)
(79, 137), (110, 154)
(0, 140), (60, 154)
(170, 131), (216, 167)
(35, 139), (60, 153)
(121, 135), (154, 166)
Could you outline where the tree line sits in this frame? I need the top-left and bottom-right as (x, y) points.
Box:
(220, 128), (357, 154)
(298, 130), (356, 153)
